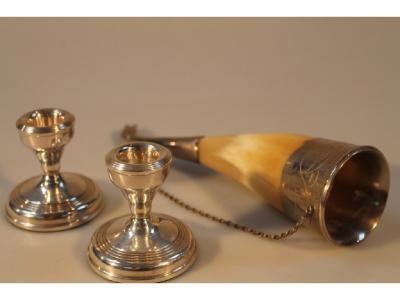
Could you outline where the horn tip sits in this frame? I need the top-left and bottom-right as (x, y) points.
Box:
(121, 124), (137, 141)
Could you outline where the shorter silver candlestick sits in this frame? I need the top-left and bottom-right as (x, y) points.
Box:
(6, 108), (103, 231)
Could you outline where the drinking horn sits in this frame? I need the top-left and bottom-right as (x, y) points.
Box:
(122, 126), (390, 245)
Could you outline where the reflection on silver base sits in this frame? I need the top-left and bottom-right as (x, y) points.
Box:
(87, 213), (197, 282)
(6, 172), (103, 232)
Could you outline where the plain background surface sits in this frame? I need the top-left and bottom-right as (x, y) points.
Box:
(0, 18), (399, 282)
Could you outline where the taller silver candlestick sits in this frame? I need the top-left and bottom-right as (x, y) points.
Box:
(87, 142), (197, 282)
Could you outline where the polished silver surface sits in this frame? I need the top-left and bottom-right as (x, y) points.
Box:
(6, 108), (103, 231)
(282, 138), (390, 245)
(88, 142), (197, 282)
(121, 125), (203, 163)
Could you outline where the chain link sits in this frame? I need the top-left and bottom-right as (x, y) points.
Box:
(159, 188), (314, 240)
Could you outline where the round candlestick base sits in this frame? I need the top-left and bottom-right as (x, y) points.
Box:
(88, 213), (197, 282)
(6, 172), (103, 232)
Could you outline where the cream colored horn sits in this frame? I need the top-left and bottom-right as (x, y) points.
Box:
(122, 126), (390, 246)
